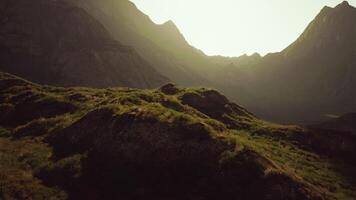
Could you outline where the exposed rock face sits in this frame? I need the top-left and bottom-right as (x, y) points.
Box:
(0, 0), (169, 88)
(159, 83), (180, 95)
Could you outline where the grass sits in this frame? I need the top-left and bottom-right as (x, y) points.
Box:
(1, 73), (356, 199)
(0, 136), (67, 200)
(229, 130), (356, 199)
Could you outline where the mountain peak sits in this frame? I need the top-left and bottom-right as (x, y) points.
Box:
(340, 1), (350, 6)
(163, 20), (177, 28)
(161, 20), (181, 33)
(251, 52), (262, 58)
(161, 20), (180, 33)
(335, 1), (353, 9)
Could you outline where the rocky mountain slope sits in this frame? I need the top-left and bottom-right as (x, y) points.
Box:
(65, 0), (356, 124)
(217, 1), (356, 123)
(67, 0), (220, 86)
(0, 0), (169, 88)
(1, 71), (356, 199)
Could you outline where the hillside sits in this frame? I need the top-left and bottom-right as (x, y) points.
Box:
(0, 0), (169, 88)
(67, 0), (220, 86)
(218, 1), (356, 123)
(1, 71), (356, 199)
(311, 113), (356, 135)
(63, 0), (356, 124)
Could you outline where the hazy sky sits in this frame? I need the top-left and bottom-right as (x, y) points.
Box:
(130, 0), (356, 56)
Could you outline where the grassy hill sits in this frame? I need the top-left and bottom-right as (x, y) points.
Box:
(1, 72), (356, 199)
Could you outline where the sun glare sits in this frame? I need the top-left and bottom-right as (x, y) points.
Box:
(130, 0), (356, 56)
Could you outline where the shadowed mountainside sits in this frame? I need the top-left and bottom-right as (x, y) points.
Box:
(67, 0), (220, 87)
(0, 0), (169, 88)
(311, 113), (356, 135)
(66, 0), (356, 124)
(1, 71), (356, 199)
(218, 1), (356, 123)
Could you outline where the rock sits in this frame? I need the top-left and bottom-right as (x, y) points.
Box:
(181, 89), (254, 129)
(160, 83), (180, 95)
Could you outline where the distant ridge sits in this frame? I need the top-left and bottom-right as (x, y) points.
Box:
(312, 113), (356, 134)
(216, 1), (356, 123)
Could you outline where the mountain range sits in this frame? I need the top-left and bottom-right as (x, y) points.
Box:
(1, 0), (355, 124)
(1, 0), (356, 199)
(68, 0), (356, 124)
(218, 1), (356, 123)
(66, 0), (216, 86)
(311, 113), (356, 135)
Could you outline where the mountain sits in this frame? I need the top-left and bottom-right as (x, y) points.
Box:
(209, 53), (262, 67)
(218, 1), (356, 123)
(312, 113), (356, 134)
(3, 71), (356, 199)
(0, 0), (169, 88)
(65, 0), (356, 124)
(67, 0), (220, 86)
(2, 1), (356, 199)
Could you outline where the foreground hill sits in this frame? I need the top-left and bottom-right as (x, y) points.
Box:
(0, 0), (169, 88)
(1, 72), (356, 199)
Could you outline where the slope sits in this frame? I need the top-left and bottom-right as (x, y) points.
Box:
(218, 1), (356, 123)
(67, 0), (220, 86)
(311, 113), (356, 135)
(0, 0), (169, 89)
(1, 71), (356, 199)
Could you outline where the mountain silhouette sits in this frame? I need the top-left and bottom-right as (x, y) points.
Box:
(72, 0), (356, 124)
(69, 0), (219, 87)
(312, 113), (356, 134)
(1, 1), (356, 199)
(218, 1), (356, 123)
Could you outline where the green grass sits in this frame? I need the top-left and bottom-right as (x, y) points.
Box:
(229, 130), (356, 199)
(0, 137), (67, 200)
(1, 73), (356, 199)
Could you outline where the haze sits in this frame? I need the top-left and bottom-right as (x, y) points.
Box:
(130, 0), (356, 56)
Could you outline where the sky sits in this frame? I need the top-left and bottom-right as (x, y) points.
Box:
(130, 0), (356, 57)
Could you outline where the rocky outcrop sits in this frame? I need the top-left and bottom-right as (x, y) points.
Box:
(159, 83), (180, 95)
(180, 89), (254, 129)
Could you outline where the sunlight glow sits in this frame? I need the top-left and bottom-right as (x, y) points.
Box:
(130, 0), (356, 56)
